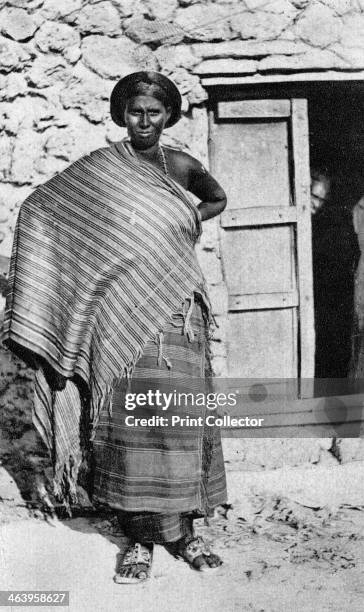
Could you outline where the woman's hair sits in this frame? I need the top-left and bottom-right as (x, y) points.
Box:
(123, 79), (172, 110)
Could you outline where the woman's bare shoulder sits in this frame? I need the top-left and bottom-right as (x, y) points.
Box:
(163, 146), (207, 176)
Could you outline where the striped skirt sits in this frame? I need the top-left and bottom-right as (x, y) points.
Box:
(92, 297), (227, 543)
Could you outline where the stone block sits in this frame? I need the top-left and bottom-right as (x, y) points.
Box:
(81, 34), (156, 78)
(7, 0), (44, 8)
(34, 98), (69, 131)
(0, 7), (39, 42)
(259, 50), (350, 72)
(27, 55), (70, 88)
(340, 14), (364, 49)
(71, 2), (121, 36)
(0, 185), (32, 256)
(195, 59), (258, 74)
(331, 438), (364, 463)
(167, 67), (207, 104)
(60, 76), (109, 123)
(0, 73), (27, 101)
(244, 0), (273, 7)
(295, 4), (341, 48)
(0, 103), (19, 134)
(264, 0), (298, 15)
(124, 17), (184, 45)
(175, 4), (232, 41)
(0, 198), (8, 223)
(291, 0), (309, 7)
(132, 44), (161, 71)
(232, 10), (292, 41)
(188, 81), (207, 105)
(40, 0), (82, 20)
(143, 0), (178, 20)
(155, 45), (200, 72)
(321, 0), (358, 14)
(0, 35), (32, 73)
(0, 135), (12, 182)
(0, 95), (66, 134)
(331, 45), (364, 69)
(44, 127), (76, 161)
(48, 114), (107, 162)
(192, 40), (311, 59)
(10, 129), (43, 185)
(35, 20), (81, 53)
(245, 0), (298, 17)
(110, 0), (144, 18)
(33, 155), (69, 180)
(0, 184), (31, 218)
(63, 45), (82, 64)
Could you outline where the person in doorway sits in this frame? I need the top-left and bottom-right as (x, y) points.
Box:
(2, 71), (228, 583)
(349, 195), (364, 380)
(311, 168), (359, 381)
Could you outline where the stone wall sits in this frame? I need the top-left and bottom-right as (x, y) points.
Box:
(1, 0), (364, 367)
(2, 0), (364, 273)
(1, 0), (364, 502)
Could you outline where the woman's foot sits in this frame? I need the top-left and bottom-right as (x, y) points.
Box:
(114, 542), (154, 584)
(176, 536), (223, 572)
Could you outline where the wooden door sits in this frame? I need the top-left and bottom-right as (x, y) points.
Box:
(210, 99), (314, 393)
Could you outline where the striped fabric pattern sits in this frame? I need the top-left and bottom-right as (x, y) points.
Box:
(92, 300), (227, 517)
(117, 512), (194, 545)
(2, 142), (211, 501)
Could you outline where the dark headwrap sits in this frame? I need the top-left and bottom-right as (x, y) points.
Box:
(110, 71), (182, 128)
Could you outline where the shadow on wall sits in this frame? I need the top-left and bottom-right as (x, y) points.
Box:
(0, 347), (53, 507)
(0, 254), (54, 508)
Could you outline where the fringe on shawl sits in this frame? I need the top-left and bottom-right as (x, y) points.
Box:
(35, 292), (214, 511)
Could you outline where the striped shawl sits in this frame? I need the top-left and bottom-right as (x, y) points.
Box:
(2, 142), (210, 503)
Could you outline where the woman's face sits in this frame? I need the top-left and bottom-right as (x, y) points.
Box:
(124, 95), (171, 150)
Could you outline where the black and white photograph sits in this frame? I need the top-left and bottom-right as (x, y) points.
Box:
(0, 1), (364, 611)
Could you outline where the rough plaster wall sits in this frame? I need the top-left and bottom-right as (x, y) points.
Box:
(1, 0), (364, 501)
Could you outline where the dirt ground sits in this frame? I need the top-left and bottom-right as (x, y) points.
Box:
(1, 462), (364, 612)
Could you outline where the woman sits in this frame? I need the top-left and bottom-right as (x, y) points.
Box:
(3, 72), (227, 583)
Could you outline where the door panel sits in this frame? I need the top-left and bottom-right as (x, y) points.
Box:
(222, 226), (295, 295)
(210, 98), (314, 392)
(216, 122), (290, 210)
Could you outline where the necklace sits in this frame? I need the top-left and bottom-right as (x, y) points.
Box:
(158, 146), (169, 177)
(129, 142), (169, 177)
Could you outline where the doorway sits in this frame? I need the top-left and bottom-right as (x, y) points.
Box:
(208, 80), (364, 389)
(308, 83), (362, 379)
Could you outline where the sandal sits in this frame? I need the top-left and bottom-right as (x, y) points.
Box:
(114, 542), (154, 584)
(176, 536), (223, 572)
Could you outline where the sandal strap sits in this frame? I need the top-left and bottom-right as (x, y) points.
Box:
(180, 537), (211, 562)
(122, 543), (152, 567)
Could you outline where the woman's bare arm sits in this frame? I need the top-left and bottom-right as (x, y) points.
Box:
(188, 158), (227, 221)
